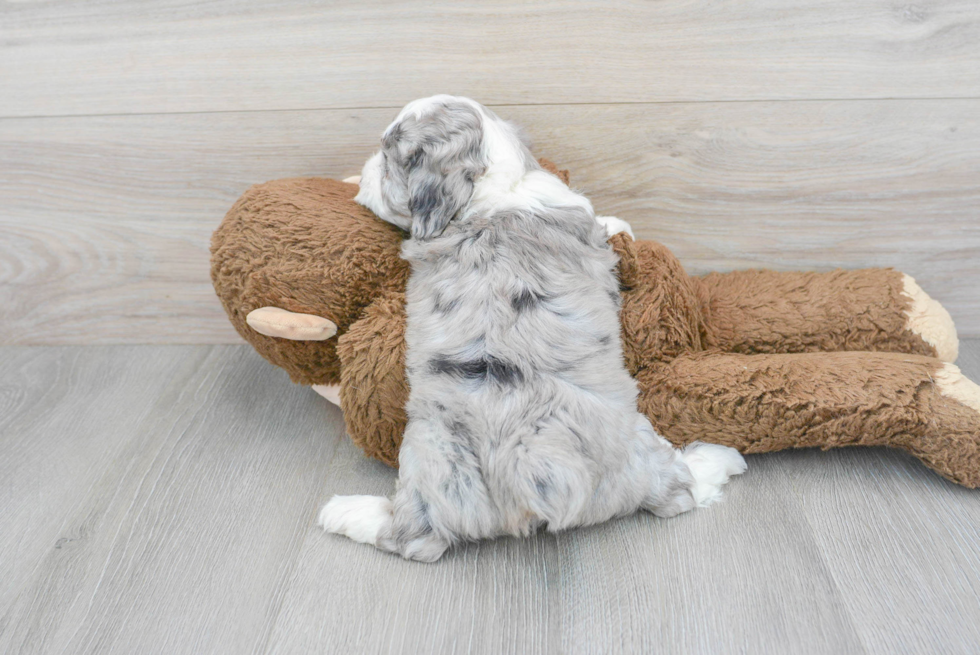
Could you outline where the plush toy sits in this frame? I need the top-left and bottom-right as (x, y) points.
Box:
(211, 161), (980, 487)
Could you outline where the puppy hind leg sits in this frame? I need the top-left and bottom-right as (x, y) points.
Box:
(636, 419), (699, 518)
(642, 455), (698, 519)
(368, 417), (481, 562)
(637, 420), (746, 517)
(318, 491), (450, 562)
(376, 486), (452, 563)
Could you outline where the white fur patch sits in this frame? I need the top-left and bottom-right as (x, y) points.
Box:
(934, 363), (980, 414)
(318, 495), (393, 545)
(902, 274), (958, 363)
(596, 215), (635, 240)
(681, 442), (748, 507)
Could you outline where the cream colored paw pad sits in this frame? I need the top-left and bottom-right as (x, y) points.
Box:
(312, 384), (342, 406)
(935, 363), (980, 414)
(902, 274), (958, 362)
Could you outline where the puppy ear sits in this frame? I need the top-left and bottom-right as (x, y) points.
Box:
(408, 164), (474, 240)
(395, 101), (487, 240)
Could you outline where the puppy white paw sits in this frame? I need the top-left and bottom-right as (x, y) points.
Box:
(681, 442), (747, 507)
(318, 495), (392, 545)
(596, 215), (635, 240)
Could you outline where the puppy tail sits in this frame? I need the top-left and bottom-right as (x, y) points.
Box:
(680, 442), (747, 507)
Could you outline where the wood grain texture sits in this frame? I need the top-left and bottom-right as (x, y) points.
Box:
(0, 347), (190, 617)
(2, 101), (978, 343)
(265, 441), (862, 655)
(1, 0), (979, 117)
(2, 343), (980, 654)
(0, 346), (344, 655)
(771, 341), (980, 654)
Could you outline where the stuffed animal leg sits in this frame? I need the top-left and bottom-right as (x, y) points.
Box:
(695, 268), (958, 361)
(635, 350), (980, 487)
(335, 290), (409, 467)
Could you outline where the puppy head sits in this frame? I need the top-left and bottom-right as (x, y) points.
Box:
(356, 96), (530, 240)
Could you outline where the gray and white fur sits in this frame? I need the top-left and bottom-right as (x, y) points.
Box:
(319, 95), (746, 562)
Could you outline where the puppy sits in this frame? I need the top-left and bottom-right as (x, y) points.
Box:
(319, 95), (746, 562)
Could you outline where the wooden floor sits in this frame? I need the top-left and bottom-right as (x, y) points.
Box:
(0, 341), (978, 655)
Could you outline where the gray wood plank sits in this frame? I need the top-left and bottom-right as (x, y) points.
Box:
(2, 100), (978, 344)
(773, 339), (980, 654)
(265, 442), (862, 655)
(0, 347), (195, 612)
(1, 0), (979, 117)
(2, 343), (979, 654)
(0, 346), (344, 655)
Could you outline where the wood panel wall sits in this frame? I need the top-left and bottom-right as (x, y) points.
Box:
(2, 1), (978, 343)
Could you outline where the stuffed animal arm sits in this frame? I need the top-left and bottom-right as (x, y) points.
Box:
(210, 163), (980, 487)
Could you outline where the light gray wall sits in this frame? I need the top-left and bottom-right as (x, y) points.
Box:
(2, 1), (978, 343)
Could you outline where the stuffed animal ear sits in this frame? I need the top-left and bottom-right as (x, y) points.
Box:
(245, 307), (337, 341)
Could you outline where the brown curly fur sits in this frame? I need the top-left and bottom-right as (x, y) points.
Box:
(211, 162), (980, 486)
(212, 177), (409, 386)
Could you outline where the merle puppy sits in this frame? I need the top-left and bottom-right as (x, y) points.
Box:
(318, 95), (746, 562)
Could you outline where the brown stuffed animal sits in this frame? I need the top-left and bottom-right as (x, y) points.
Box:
(211, 162), (980, 487)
